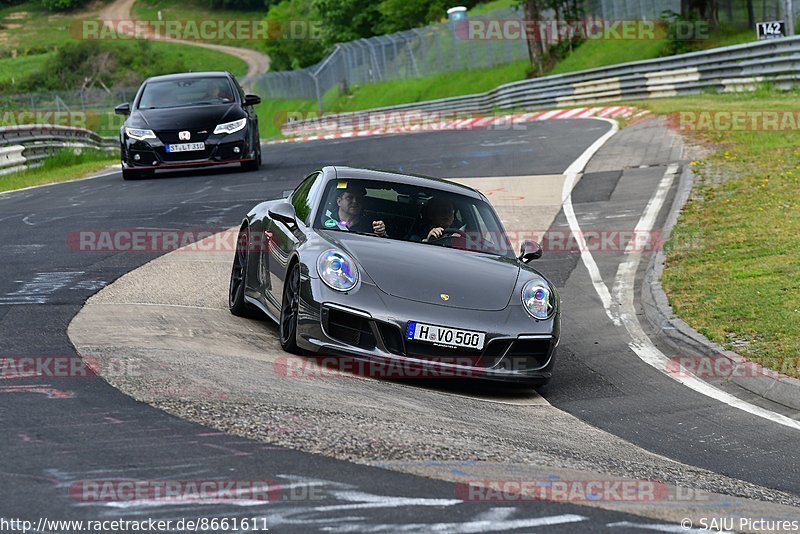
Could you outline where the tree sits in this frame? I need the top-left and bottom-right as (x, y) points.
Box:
(263, 0), (327, 70)
(681, 0), (719, 29)
(314, 0), (382, 46)
(522, 0), (546, 73)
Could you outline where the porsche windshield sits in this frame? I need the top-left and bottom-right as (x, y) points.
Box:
(137, 78), (236, 109)
(312, 179), (516, 258)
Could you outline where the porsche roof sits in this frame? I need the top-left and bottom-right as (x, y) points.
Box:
(328, 166), (483, 199)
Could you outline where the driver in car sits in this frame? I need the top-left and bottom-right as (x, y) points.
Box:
(323, 185), (387, 236)
(410, 196), (462, 243)
(206, 80), (232, 101)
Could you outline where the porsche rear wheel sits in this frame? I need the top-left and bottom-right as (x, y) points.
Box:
(279, 263), (301, 354)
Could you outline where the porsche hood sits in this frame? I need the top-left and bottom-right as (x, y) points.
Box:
(320, 231), (521, 311)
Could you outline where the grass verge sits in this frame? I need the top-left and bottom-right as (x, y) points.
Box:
(635, 88), (800, 378)
(0, 149), (116, 193)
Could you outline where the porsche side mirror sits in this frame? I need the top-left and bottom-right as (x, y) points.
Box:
(269, 202), (296, 225)
(244, 94), (261, 106)
(519, 240), (542, 263)
(114, 103), (131, 115)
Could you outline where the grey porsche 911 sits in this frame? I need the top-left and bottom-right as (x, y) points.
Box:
(228, 166), (560, 385)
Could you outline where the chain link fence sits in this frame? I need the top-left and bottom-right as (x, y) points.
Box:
(254, 7), (529, 103)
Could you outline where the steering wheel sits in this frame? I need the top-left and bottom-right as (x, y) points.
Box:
(427, 227), (464, 244)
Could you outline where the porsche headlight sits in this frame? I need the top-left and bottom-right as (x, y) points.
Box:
(317, 250), (358, 292)
(213, 118), (247, 134)
(521, 279), (554, 320)
(125, 127), (156, 141)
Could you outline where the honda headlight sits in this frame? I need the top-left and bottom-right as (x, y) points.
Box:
(213, 118), (247, 134)
(125, 127), (156, 141)
(317, 250), (358, 292)
(521, 279), (554, 320)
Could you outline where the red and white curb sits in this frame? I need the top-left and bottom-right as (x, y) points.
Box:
(266, 106), (649, 145)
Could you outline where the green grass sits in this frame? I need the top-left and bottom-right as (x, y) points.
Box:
(469, 0), (518, 16)
(0, 52), (50, 83)
(146, 40), (248, 77)
(0, 149), (116, 193)
(548, 37), (668, 75)
(131, 0), (268, 52)
(327, 61), (530, 112)
(635, 88), (800, 378)
(256, 97), (317, 138)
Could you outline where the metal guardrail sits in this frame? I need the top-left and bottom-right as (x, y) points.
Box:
(283, 36), (800, 136)
(0, 125), (117, 175)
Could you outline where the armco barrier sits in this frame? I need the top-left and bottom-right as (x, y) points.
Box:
(283, 36), (800, 136)
(0, 124), (117, 174)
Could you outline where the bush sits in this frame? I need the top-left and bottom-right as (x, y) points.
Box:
(204, 0), (266, 7)
(41, 0), (89, 11)
(660, 10), (709, 56)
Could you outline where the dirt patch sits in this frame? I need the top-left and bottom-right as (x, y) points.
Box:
(5, 11), (29, 21)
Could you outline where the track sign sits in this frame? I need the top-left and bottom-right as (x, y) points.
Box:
(757, 21), (785, 39)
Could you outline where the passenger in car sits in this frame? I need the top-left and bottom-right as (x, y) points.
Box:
(322, 185), (388, 236)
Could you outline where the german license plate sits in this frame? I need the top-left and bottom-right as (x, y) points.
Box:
(166, 142), (205, 153)
(406, 321), (485, 350)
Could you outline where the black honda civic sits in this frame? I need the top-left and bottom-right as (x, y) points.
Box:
(114, 71), (262, 180)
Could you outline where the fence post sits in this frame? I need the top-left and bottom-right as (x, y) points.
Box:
(785, 0), (796, 35)
(308, 70), (322, 115)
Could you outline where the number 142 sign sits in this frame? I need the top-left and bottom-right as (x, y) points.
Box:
(757, 20), (785, 39)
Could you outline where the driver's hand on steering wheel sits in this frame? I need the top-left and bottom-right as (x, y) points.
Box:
(425, 226), (445, 242)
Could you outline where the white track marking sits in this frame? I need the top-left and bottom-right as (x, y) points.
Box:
(610, 166), (800, 431)
(560, 118), (620, 325)
(562, 129), (800, 431)
(325, 514), (587, 533)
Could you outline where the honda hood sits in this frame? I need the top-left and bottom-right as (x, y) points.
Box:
(130, 104), (243, 131)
